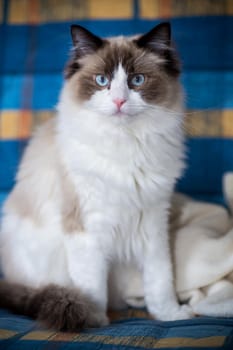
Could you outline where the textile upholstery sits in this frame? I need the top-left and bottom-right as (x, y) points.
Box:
(0, 0), (233, 349)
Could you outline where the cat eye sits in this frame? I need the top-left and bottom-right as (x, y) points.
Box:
(131, 74), (145, 87)
(95, 75), (109, 87)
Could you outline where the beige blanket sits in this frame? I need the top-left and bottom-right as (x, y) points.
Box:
(124, 172), (233, 317)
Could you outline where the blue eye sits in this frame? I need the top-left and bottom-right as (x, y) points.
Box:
(95, 75), (109, 87)
(131, 74), (145, 86)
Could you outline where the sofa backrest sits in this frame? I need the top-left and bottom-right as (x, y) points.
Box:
(0, 0), (232, 200)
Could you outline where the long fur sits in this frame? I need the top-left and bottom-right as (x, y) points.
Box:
(0, 281), (107, 330)
(0, 23), (193, 330)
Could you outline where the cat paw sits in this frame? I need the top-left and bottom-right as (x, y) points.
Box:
(152, 304), (194, 321)
(167, 304), (194, 321)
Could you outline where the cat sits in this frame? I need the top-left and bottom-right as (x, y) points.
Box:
(0, 22), (193, 331)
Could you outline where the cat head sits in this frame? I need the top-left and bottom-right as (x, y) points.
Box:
(63, 23), (182, 121)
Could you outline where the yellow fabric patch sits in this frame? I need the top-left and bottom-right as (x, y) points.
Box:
(185, 110), (233, 138)
(0, 110), (33, 139)
(154, 336), (225, 348)
(0, 111), (19, 139)
(8, 0), (29, 24)
(39, 0), (88, 22)
(222, 110), (233, 137)
(50, 332), (78, 341)
(227, 0), (233, 14)
(0, 110), (54, 140)
(0, 329), (18, 340)
(140, 0), (162, 19)
(7, 0), (133, 23)
(8, 0), (86, 23)
(88, 0), (133, 19)
(8, 0), (40, 24)
(18, 110), (32, 139)
(140, 0), (230, 18)
(21, 331), (56, 340)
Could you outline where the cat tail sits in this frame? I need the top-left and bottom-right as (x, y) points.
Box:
(0, 280), (108, 331)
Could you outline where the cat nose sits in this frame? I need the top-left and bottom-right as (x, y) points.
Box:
(113, 99), (126, 109)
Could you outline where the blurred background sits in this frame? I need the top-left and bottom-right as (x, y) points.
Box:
(0, 0), (232, 204)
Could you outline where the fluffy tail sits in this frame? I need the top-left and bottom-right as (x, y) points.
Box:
(0, 280), (108, 331)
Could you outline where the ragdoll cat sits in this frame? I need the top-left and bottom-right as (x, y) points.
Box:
(0, 22), (193, 330)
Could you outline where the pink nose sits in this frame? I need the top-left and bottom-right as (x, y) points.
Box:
(113, 99), (126, 109)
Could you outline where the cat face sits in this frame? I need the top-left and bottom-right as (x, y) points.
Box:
(65, 23), (181, 120)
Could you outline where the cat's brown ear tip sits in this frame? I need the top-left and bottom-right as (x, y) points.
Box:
(162, 21), (171, 35)
(70, 24), (85, 34)
(70, 24), (85, 45)
(70, 24), (79, 45)
(153, 22), (171, 41)
(136, 21), (172, 50)
(159, 22), (171, 29)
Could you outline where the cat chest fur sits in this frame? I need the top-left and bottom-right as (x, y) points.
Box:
(58, 124), (181, 247)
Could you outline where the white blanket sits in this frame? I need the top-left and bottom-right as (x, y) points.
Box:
(124, 172), (233, 317)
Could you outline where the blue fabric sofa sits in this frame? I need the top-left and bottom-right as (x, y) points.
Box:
(1, 0), (233, 348)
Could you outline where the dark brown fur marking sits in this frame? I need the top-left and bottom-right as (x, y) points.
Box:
(66, 25), (105, 79)
(71, 41), (178, 104)
(136, 22), (180, 77)
(0, 280), (106, 331)
(65, 23), (181, 105)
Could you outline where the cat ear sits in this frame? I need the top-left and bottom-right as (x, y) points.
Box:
(135, 22), (180, 76)
(136, 22), (171, 52)
(71, 25), (103, 57)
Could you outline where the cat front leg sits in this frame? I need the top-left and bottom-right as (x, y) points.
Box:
(141, 208), (193, 321)
(64, 233), (109, 327)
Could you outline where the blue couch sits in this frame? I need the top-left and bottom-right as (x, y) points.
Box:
(1, 0), (233, 348)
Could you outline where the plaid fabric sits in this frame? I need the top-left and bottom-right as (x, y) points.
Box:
(0, 0), (233, 196)
(1, 1), (233, 349)
(1, 308), (233, 350)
